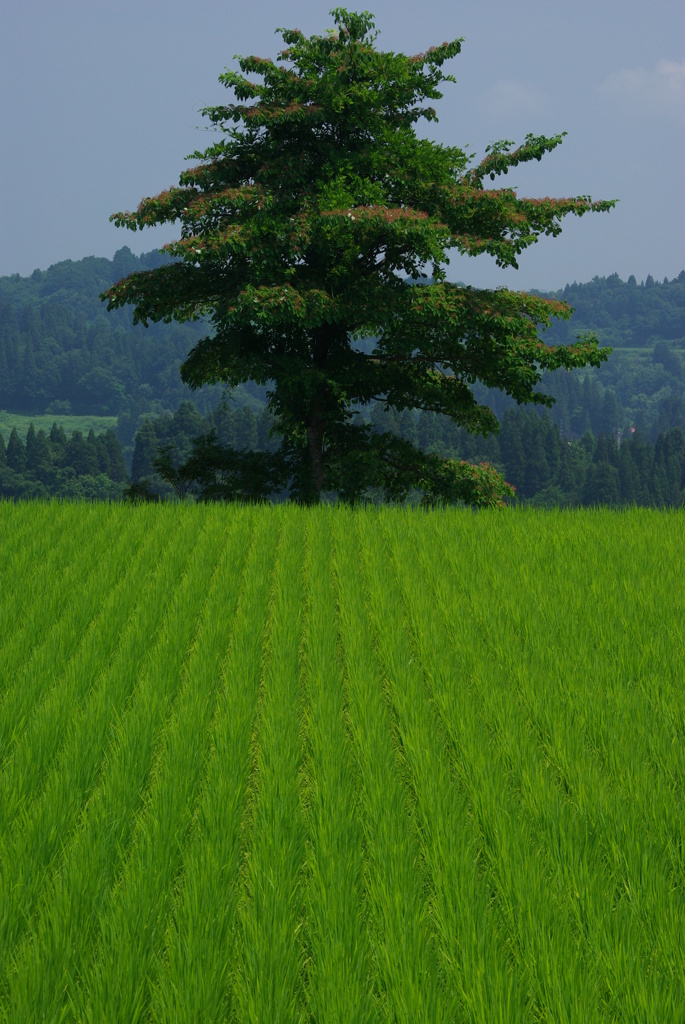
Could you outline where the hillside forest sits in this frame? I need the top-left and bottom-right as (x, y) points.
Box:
(1, 248), (684, 507)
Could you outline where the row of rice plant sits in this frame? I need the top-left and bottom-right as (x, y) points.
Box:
(380, 505), (684, 1021)
(67, 509), (253, 1022)
(0, 500), (682, 1021)
(298, 510), (371, 1024)
(0, 500), (76, 651)
(355, 507), (529, 1021)
(229, 510), (308, 1022)
(0, 506), (167, 851)
(1, 506), (226, 1013)
(150, 511), (280, 1021)
(332, 509), (447, 1022)
(0, 503), (135, 756)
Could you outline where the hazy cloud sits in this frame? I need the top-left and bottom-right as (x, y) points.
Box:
(599, 58), (685, 119)
(480, 80), (545, 118)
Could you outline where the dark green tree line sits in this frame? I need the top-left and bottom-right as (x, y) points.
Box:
(0, 423), (127, 500)
(130, 398), (685, 508)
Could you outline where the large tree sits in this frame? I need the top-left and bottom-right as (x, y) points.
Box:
(103, 7), (615, 507)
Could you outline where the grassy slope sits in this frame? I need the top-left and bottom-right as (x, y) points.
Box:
(0, 410), (117, 442)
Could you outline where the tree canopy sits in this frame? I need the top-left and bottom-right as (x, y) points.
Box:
(103, 6), (616, 506)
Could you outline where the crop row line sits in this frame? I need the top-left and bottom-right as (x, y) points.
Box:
(0, 509), (222, 1014)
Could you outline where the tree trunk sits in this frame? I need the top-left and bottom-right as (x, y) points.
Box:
(306, 396), (325, 504)
(304, 330), (334, 504)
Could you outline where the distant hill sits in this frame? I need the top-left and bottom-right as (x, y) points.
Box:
(531, 271), (685, 349)
(0, 247), (224, 441)
(1, 252), (684, 450)
(515, 272), (685, 442)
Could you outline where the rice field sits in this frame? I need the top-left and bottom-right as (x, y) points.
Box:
(0, 500), (683, 1023)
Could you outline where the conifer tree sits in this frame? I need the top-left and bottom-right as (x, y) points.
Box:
(24, 423), (39, 472)
(64, 430), (99, 477)
(6, 428), (26, 473)
(499, 409), (526, 490)
(31, 429), (54, 480)
(102, 428), (129, 483)
(49, 423), (68, 462)
(103, 7), (615, 506)
(618, 443), (640, 504)
(131, 420), (161, 482)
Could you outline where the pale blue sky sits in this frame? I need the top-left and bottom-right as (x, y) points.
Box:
(1, 0), (683, 289)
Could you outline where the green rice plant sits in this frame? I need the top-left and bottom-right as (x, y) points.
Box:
(492, 510), (685, 808)
(0, 501), (117, 664)
(415, 506), (685, 1020)
(360, 506), (531, 1023)
(0, 502), (136, 760)
(230, 506), (308, 1024)
(4, 513), (249, 1023)
(3, 505), (242, 1021)
(0, 506), (154, 834)
(331, 506), (443, 1024)
(462, 510), (685, 1014)
(382, 508), (612, 1018)
(496, 643), (684, 1012)
(0, 501), (74, 649)
(64, 507), (253, 1024)
(150, 509), (280, 1023)
(297, 507), (372, 1024)
(0, 502), (682, 1022)
(0, 506), (214, 1000)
